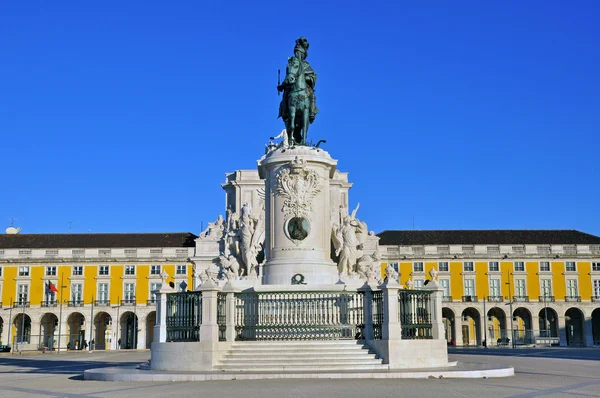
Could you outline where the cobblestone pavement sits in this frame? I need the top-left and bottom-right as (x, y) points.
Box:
(0, 348), (599, 397)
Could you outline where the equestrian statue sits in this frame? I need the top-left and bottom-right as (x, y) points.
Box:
(277, 37), (319, 146)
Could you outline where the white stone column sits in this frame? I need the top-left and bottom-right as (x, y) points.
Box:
(454, 312), (463, 346)
(532, 315), (540, 342)
(358, 284), (374, 340)
(558, 315), (567, 346)
(222, 283), (237, 342)
(1, 317), (9, 346)
(58, 309), (69, 351)
(380, 280), (402, 340)
(153, 276), (174, 344)
(137, 316), (146, 350)
(31, 320), (41, 349)
(584, 316), (594, 347)
(424, 281), (445, 341)
(198, 279), (221, 343)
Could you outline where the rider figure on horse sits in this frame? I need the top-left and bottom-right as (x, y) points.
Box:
(277, 37), (319, 144)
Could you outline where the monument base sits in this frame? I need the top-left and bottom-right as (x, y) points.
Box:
(367, 339), (449, 369)
(261, 258), (339, 285)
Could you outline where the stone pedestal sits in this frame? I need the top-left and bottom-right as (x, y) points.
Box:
(424, 281), (446, 341)
(152, 278), (174, 344)
(258, 147), (339, 285)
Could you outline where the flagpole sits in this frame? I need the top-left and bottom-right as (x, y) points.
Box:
(90, 295), (94, 351)
(57, 273), (64, 355)
(8, 298), (13, 354)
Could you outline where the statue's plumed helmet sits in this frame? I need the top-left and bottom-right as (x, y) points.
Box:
(294, 36), (309, 54)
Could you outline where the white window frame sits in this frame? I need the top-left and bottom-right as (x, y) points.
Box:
(540, 278), (552, 298)
(438, 262), (449, 272)
(72, 265), (83, 276)
(464, 279), (475, 297)
(413, 279), (424, 289)
(18, 266), (30, 277)
(514, 261), (525, 272)
(463, 262), (474, 272)
(124, 265), (136, 275)
(151, 265), (161, 275)
(515, 278), (526, 297)
(150, 282), (161, 303)
(439, 279), (450, 297)
(565, 262), (577, 272)
(71, 283), (83, 303)
(98, 282), (110, 303)
(124, 283), (135, 303)
(489, 278), (501, 297)
(566, 279), (578, 297)
(593, 280), (600, 298)
(539, 261), (551, 272)
(46, 266), (57, 276)
(99, 265), (110, 276)
(176, 265), (187, 275)
(488, 262), (499, 272)
(17, 283), (29, 304)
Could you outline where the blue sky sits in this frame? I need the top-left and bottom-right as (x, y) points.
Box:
(1, 1), (599, 236)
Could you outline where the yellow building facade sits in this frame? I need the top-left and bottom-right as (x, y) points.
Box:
(2, 229), (600, 351)
(377, 230), (600, 347)
(0, 233), (195, 351)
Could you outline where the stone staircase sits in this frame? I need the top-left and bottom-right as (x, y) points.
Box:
(216, 340), (388, 372)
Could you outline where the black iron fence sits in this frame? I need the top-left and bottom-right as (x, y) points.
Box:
(217, 292), (227, 342)
(234, 291), (365, 341)
(165, 291), (202, 342)
(398, 290), (433, 339)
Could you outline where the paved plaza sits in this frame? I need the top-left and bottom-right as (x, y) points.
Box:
(0, 348), (598, 397)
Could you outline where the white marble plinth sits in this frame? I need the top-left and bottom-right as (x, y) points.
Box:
(261, 258), (338, 285)
(258, 146), (338, 285)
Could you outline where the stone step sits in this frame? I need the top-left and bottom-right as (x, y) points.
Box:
(216, 364), (389, 371)
(224, 352), (376, 359)
(221, 357), (381, 364)
(226, 347), (373, 353)
(230, 340), (363, 346)
(218, 339), (383, 372)
(229, 343), (370, 350)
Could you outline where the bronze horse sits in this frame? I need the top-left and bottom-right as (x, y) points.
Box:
(279, 57), (311, 146)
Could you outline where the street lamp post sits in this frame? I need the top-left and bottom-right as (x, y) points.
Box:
(505, 273), (515, 349)
(543, 294), (549, 337)
(19, 294), (25, 348)
(115, 296), (120, 350)
(57, 273), (67, 355)
(4, 298), (13, 353)
(133, 295), (137, 350)
(483, 295), (487, 348)
(89, 295), (94, 351)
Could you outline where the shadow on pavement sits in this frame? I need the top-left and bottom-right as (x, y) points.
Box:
(0, 356), (142, 375)
(448, 347), (600, 361)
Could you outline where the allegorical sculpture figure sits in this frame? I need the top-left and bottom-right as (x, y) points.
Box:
(199, 215), (224, 240)
(332, 204), (365, 276)
(277, 37), (319, 146)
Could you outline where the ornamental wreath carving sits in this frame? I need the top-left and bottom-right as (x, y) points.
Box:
(275, 156), (321, 220)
